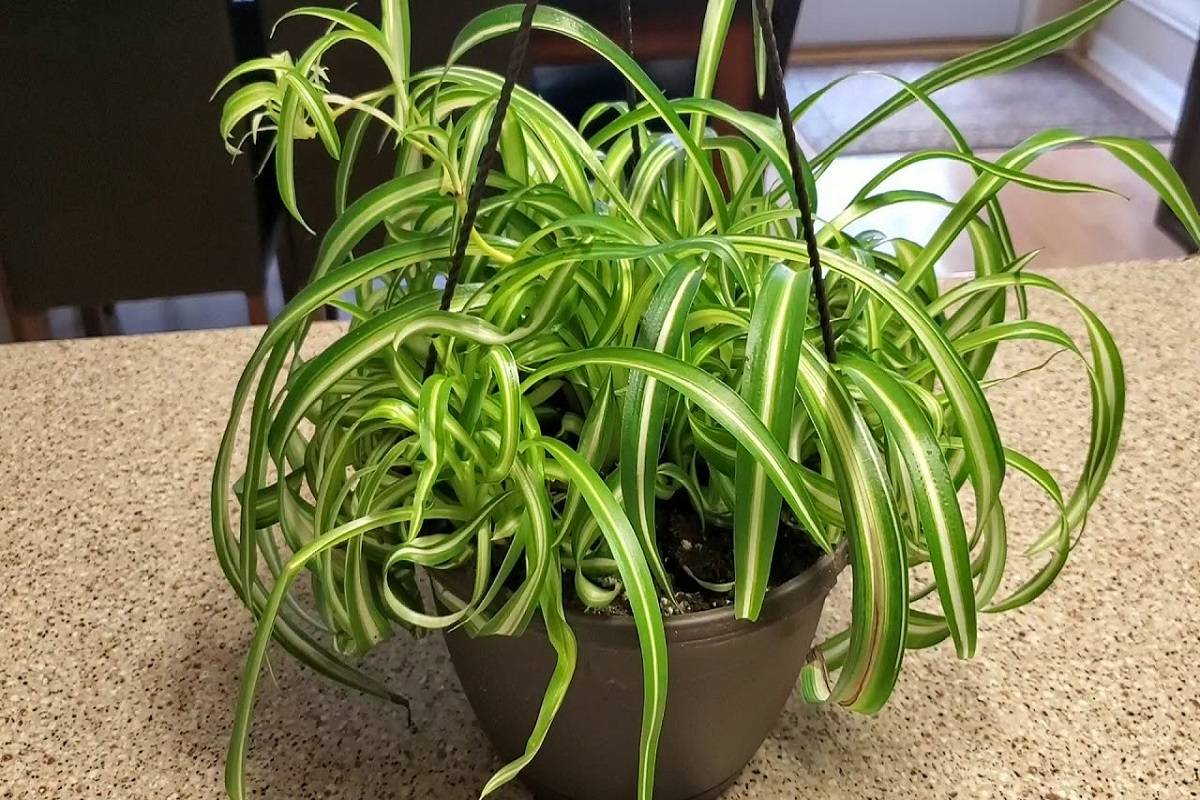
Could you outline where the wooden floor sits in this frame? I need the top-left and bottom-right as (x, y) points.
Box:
(814, 143), (1187, 276)
(0, 145), (1189, 343)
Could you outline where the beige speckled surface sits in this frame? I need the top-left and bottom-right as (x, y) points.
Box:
(2, 259), (1198, 799)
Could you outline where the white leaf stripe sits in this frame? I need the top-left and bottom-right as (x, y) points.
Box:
(794, 347), (906, 712)
(1091, 136), (1200, 242)
(480, 563), (578, 797)
(925, 270), (1124, 545)
(449, 5), (731, 229)
(225, 506), (452, 798)
(841, 355), (976, 658)
(734, 263), (809, 619)
(530, 348), (829, 548)
(730, 235), (1006, 549)
(529, 438), (667, 800)
(478, 460), (553, 636)
(622, 261), (704, 595)
(312, 170), (444, 279)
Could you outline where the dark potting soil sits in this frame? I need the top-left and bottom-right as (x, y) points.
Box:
(567, 493), (824, 617)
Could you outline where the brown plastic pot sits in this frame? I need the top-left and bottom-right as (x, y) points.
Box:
(435, 547), (846, 800)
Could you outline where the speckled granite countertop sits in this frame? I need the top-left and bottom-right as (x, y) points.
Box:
(2, 259), (1197, 799)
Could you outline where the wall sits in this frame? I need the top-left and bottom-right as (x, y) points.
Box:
(1085, 0), (1199, 130)
(1020, 0), (1086, 29)
(793, 0), (1022, 46)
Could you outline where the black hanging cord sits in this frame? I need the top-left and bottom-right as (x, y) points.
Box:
(753, 0), (837, 363)
(424, 0), (540, 378)
(618, 0), (642, 164)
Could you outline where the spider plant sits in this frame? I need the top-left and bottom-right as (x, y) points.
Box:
(212, 1), (1200, 798)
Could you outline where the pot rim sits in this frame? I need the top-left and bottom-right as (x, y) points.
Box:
(432, 542), (848, 646)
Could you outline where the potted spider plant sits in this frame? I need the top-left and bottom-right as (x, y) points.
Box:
(212, 1), (1200, 798)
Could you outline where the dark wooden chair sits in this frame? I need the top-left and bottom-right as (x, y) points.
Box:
(0, 2), (272, 340)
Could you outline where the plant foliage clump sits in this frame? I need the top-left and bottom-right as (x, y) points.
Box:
(212, 1), (1200, 798)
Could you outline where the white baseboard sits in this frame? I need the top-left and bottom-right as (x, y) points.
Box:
(789, 38), (999, 65)
(1081, 33), (1186, 133)
(1127, 0), (1200, 40)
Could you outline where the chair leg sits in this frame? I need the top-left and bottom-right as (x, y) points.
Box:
(12, 310), (49, 342)
(275, 218), (307, 303)
(246, 292), (269, 326)
(80, 306), (105, 337)
(101, 303), (120, 336)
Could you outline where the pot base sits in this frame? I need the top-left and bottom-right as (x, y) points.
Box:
(526, 772), (738, 800)
(437, 547), (846, 800)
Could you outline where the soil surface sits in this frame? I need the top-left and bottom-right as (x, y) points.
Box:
(566, 493), (823, 616)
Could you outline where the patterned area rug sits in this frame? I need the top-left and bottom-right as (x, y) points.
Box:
(787, 54), (1170, 156)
